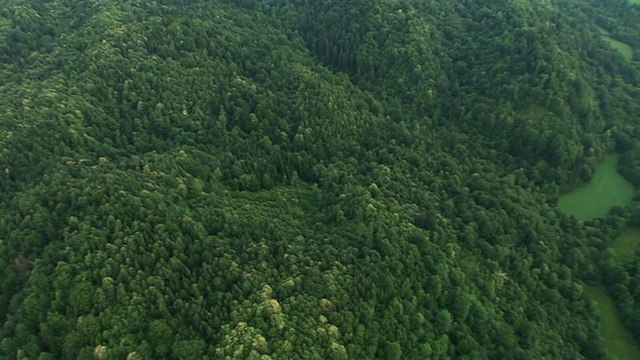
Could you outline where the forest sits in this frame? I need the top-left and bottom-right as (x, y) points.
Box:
(2, 0), (640, 359)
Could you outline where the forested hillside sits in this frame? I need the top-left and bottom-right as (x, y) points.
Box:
(1, 0), (640, 359)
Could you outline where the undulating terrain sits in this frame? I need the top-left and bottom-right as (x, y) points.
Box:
(3, 0), (640, 359)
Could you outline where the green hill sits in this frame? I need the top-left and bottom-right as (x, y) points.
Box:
(2, 0), (640, 359)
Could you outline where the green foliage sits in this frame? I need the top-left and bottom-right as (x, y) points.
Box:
(1, 0), (639, 359)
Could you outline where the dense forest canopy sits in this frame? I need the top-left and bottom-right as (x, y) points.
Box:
(2, 0), (640, 359)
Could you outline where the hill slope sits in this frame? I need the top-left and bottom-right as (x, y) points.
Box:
(2, 0), (640, 359)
